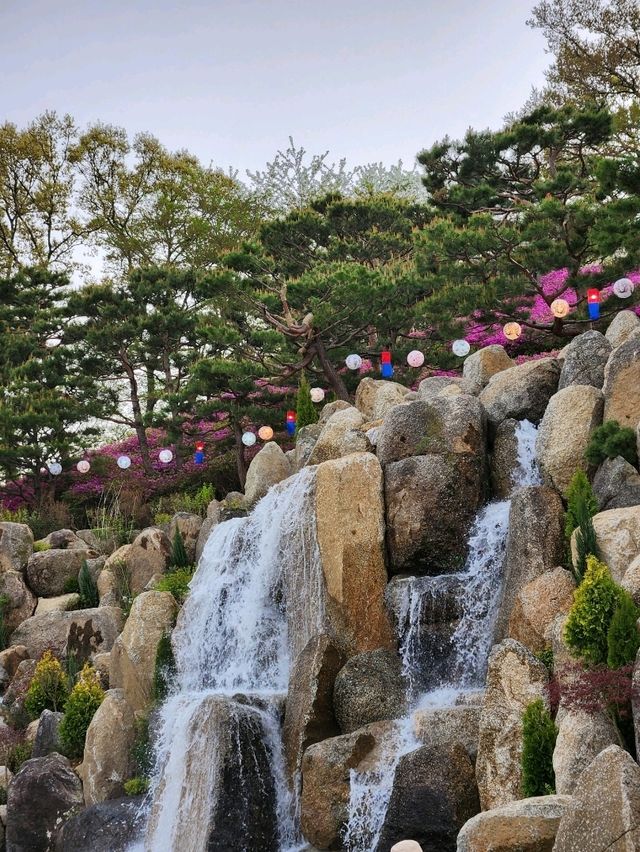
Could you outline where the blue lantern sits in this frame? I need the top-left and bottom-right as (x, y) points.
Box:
(380, 350), (393, 379)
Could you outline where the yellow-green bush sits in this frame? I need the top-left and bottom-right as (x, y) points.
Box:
(154, 568), (194, 605)
(24, 650), (69, 718)
(564, 556), (621, 666)
(58, 664), (104, 759)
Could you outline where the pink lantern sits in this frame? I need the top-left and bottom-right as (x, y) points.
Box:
(76, 460), (90, 474)
(407, 350), (425, 368)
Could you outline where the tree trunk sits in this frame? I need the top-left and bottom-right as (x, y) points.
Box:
(313, 337), (350, 401)
(120, 354), (154, 476)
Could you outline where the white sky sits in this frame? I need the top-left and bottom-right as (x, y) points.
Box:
(0, 0), (549, 174)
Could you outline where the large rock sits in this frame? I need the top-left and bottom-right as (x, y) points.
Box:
(476, 639), (549, 811)
(295, 423), (323, 470)
(377, 743), (479, 852)
(558, 330), (612, 390)
(9, 606), (124, 660)
(623, 555), (640, 605)
(0, 523), (33, 573)
(110, 591), (177, 713)
(355, 378), (410, 420)
(593, 455), (640, 511)
(0, 571), (36, 632)
(244, 442), (291, 504)
(553, 707), (618, 796)
(417, 376), (464, 400)
(461, 345), (514, 395)
(572, 505), (640, 582)
(125, 528), (172, 596)
(25, 548), (85, 597)
(603, 330), (640, 429)
(553, 745), (640, 851)
(6, 752), (83, 851)
(0, 645), (29, 679)
(32, 710), (64, 758)
(35, 593), (80, 616)
(54, 795), (144, 852)
(479, 358), (560, 427)
(334, 648), (407, 734)
(282, 635), (342, 780)
(490, 419), (521, 499)
(80, 689), (136, 805)
(605, 309), (640, 348)
(508, 567), (576, 654)
(495, 487), (565, 641)
(195, 515), (217, 564)
(412, 704), (481, 762)
(168, 512), (203, 563)
(535, 385), (603, 494)
(456, 794), (571, 852)
(307, 408), (365, 466)
(314, 454), (394, 657)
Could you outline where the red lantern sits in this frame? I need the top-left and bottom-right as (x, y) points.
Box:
(381, 350), (392, 364)
(587, 289), (601, 320)
(286, 410), (296, 422)
(195, 441), (205, 452)
(587, 289), (600, 303)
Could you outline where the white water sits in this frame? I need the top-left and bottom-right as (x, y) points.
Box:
(134, 468), (324, 852)
(344, 420), (541, 851)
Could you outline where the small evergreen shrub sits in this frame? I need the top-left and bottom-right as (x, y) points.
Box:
(32, 541), (51, 553)
(573, 499), (599, 583)
(58, 664), (104, 759)
(124, 777), (149, 796)
(521, 699), (557, 797)
(153, 633), (177, 702)
(170, 528), (190, 570)
(110, 560), (134, 616)
(564, 556), (622, 666)
(564, 470), (598, 540)
(586, 420), (638, 468)
(78, 560), (99, 609)
(24, 650), (69, 718)
(154, 568), (194, 605)
(535, 648), (554, 673)
(7, 740), (32, 773)
(63, 575), (80, 595)
(607, 590), (640, 669)
(296, 373), (319, 429)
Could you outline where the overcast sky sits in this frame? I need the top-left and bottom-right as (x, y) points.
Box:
(0, 0), (549, 176)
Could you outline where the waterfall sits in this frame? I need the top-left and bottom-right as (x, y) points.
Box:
(133, 467), (323, 852)
(344, 420), (541, 850)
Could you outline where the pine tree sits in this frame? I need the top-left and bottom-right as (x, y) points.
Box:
(521, 699), (557, 797)
(296, 373), (318, 429)
(607, 590), (640, 669)
(170, 528), (190, 570)
(564, 469), (598, 540)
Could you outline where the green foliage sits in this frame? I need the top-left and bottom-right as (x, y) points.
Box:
(78, 560), (98, 609)
(573, 498), (599, 584)
(58, 664), (104, 759)
(535, 648), (554, 673)
(110, 560), (134, 616)
(32, 541), (51, 553)
(7, 740), (32, 774)
(124, 777), (149, 796)
(564, 556), (622, 666)
(586, 420), (638, 468)
(607, 590), (640, 669)
(151, 484), (216, 520)
(521, 699), (557, 797)
(63, 575), (80, 595)
(154, 568), (195, 605)
(170, 528), (190, 570)
(130, 715), (153, 778)
(0, 595), (10, 652)
(296, 373), (318, 429)
(153, 633), (177, 702)
(564, 470), (598, 540)
(24, 650), (69, 718)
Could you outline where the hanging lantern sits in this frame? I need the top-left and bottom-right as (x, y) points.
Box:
(241, 431), (257, 447)
(551, 298), (570, 318)
(76, 460), (90, 473)
(452, 339), (470, 357)
(117, 455), (131, 470)
(310, 387), (325, 403)
(503, 321), (522, 341)
(194, 441), (205, 465)
(380, 350), (393, 379)
(47, 462), (62, 476)
(613, 277), (634, 298)
(407, 350), (425, 368)
(45, 336), (62, 349)
(587, 288), (601, 320)
(345, 353), (362, 371)
(285, 410), (297, 437)
(258, 425), (274, 441)
(158, 449), (173, 464)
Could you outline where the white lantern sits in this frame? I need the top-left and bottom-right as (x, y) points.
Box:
(452, 339), (470, 357)
(241, 431), (257, 447)
(345, 354), (363, 370)
(117, 455), (131, 469)
(550, 298), (570, 318)
(407, 350), (425, 368)
(45, 336), (62, 348)
(158, 449), (173, 464)
(258, 426), (274, 441)
(613, 277), (634, 298)
(503, 322), (522, 341)
(76, 460), (90, 473)
(310, 387), (325, 403)
(48, 462), (62, 476)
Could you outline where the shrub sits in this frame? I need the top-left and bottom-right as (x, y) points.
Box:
(58, 664), (104, 759)
(110, 560), (134, 616)
(7, 740), (32, 773)
(170, 528), (190, 570)
(521, 699), (557, 797)
(153, 633), (177, 702)
(573, 498), (599, 583)
(564, 556), (622, 666)
(130, 715), (153, 778)
(154, 568), (194, 605)
(24, 650), (69, 718)
(153, 512), (172, 526)
(78, 560), (98, 609)
(63, 575), (80, 595)
(296, 373), (319, 430)
(124, 776), (149, 796)
(564, 470), (598, 540)
(586, 420), (638, 468)
(32, 541), (51, 553)
(0, 595), (10, 652)
(535, 648), (554, 673)
(607, 590), (640, 669)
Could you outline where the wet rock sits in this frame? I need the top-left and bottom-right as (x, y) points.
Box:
(355, 378), (410, 420)
(244, 442), (291, 504)
(456, 794), (571, 852)
(572, 505), (640, 582)
(490, 419), (521, 499)
(168, 512), (203, 563)
(195, 515), (217, 563)
(80, 689), (136, 805)
(479, 358), (560, 427)
(0, 571), (36, 632)
(0, 523), (33, 573)
(553, 745), (640, 852)
(461, 345), (514, 395)
(334, 648), (407, 734)
(558, 330), (612, 390)
(603, 330), (640, 429)
(32, 710), (64, 758)
(377, 742), (479, 852)
(6, 753), (83, 851)
(54, 795), (145, 852)
(508, 567), (575, 654)
(307, 408), (365, 465)
(26, 548), (86, 597)
(10, 606), (124, 661)
(412, 704), (481, 762)
(476, 639), (549, 810)
(553, 707), (618, 796)
(593, 455), (640, 511)
(536, 385), (603, 494)
(605, 309), (640, 349)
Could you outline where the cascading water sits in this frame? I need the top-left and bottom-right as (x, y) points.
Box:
(344, 419), (542, 851)
(133, 467), (323, 852)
